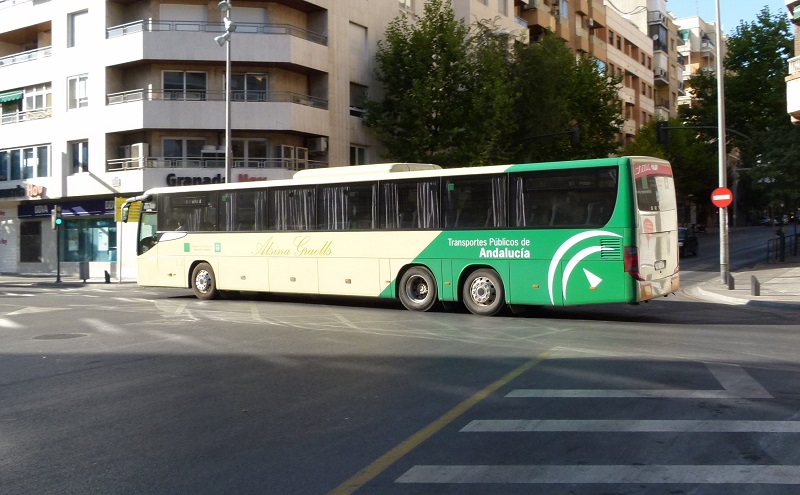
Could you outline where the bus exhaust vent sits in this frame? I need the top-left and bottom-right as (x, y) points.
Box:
(600, 238), (622, 259)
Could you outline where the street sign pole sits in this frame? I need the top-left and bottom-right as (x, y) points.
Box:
(715, 0), (729, 285)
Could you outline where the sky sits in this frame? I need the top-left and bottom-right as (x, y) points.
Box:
(666, 0), (789, 33)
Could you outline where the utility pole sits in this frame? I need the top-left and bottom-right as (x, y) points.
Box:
(715, 0), (729, 285)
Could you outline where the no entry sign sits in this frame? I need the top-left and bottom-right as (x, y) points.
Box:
(711, 187), (733, 208)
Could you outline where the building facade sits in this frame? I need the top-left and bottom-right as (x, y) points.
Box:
(786, 0), (800, 123)
(674, 14), (721, 108)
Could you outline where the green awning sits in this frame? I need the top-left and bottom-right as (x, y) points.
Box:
(0, 90), (23, 103)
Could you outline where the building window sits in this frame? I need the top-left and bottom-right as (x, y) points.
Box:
(25, 84), (51, 111)
(70, 141), (89, 174)
(20, 221), (42, 263)
(164, 138), (205, 167)
(67, 74), (88, 110)
(231, 139), (269, 168)
(499, 0), (508, 16)
(350, 145), (367, 165)
(163, 71), (207, 100)
(231, 73), (267, 102)
(608, 30), (614, 45)
(0, 146), (50, 181)
(68, 10), (89, 48)
(350, 83), (368, 117)
(399, 0), (414, 10)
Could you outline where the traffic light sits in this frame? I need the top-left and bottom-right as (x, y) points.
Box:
(656, 121), (669, 145)
(570, 125), (581, 146)
(51, 205), (62, 230)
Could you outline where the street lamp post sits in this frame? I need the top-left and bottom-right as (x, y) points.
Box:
(214, 1), (235, 183)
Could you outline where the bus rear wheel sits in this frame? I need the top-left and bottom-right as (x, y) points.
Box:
(398, 266), (438, 312)
(191, 262), (218, 300)
(462, 268), (505, 316)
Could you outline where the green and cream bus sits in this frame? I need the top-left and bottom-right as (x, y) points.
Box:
(121, 157), (679, 316)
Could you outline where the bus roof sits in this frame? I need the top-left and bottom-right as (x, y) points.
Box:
(292, 163), (440, 179)
(134, 157), (644, 199)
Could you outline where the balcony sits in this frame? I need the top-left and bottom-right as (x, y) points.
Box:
(103, 89), (330, 135)
(105, 20), (328, 70)
(1, 106), (51, 125)
(106, 156), (328, 173)
(786, 56), (800, 120)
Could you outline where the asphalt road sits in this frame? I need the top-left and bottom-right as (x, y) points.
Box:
(0, 228), (797, 495)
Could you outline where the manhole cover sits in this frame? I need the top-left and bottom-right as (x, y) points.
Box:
(33, 333), (87, 340)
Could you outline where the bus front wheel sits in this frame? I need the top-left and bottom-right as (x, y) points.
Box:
(398, 266), (438, 312)
(462, 268), (505, 316)
(191, 262), (218, 300)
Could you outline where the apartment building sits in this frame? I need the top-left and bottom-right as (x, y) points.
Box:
(785, 0), (800, 123)
(675, 14), (722, 107)
(0, 0), (524, 279)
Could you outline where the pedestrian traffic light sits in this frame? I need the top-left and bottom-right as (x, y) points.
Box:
(656, 121), (668, 145)
(51, 205), (62, 230)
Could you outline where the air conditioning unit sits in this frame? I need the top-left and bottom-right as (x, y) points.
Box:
(307, 137), (328, 153)
(587, 17), (594, 28)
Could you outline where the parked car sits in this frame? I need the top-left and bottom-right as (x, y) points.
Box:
(678, 227), (698, 257)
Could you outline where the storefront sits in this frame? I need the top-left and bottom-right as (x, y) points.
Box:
(17, 197), (118, 277)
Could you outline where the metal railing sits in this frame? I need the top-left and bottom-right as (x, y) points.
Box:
(106, 157), (328, 172)
(0, 107), (52, 125)
(789, 56), (800, 76)
(767, 233), (799, 262)
(0, 46), (52, 68)
(106, 20), (327, 46)
(106, 89), (328, 109)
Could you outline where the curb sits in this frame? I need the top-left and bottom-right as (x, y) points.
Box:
(692, 286), (800, 312)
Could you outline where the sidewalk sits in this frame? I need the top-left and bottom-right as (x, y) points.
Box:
(687, 261), (800, 311)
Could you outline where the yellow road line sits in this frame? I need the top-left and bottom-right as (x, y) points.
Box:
(328, 350), (553, 495)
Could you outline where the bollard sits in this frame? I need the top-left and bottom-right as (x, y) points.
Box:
(751, 275), (760, 296)
(727, 274), (735, 291)
(104, 270), (111, 284)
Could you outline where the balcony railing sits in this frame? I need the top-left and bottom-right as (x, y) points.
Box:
(0, 0), (31, 11)
(106, 89), (328, 109)
(0, 46), (52, 68)
(106, 20), (327, 46)
(106, 157), (328, 172)
(1, 107), (52, 125)
(789, 55), (800, 76)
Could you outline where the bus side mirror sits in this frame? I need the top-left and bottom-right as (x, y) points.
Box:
(121, 205), (130, 223)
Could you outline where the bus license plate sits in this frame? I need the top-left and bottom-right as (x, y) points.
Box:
(654, 260), (666, 271)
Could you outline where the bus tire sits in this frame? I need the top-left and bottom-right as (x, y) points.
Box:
(462, 268), (505, 316)
(191, 262), (218, 300)
(398, 266), (438, 312)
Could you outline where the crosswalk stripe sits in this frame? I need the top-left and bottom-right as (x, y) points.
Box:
(396, 465), (800, 484)
(461, 419), (800, 433)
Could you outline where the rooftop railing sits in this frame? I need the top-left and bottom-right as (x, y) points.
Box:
(106, 20), (327, 46)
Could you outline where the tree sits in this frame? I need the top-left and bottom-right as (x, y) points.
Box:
(365, 0), (515, 166)
(366, 6), (623, 167)
(680, 7), (800, 217)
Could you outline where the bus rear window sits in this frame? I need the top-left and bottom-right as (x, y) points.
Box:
(635, 174), (676, 212)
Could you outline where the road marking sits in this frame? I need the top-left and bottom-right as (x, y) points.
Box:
(327, 350), (553, 495)
(396, 465), (800, 484)
(461, 419), (800, 433)
(506, 363), (773, 399)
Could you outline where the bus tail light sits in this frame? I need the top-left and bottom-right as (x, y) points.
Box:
(624, 246), (644, 281)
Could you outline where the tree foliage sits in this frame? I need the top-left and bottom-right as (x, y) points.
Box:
(680, 7), (800, 213)
(366, 2), (623, 166)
